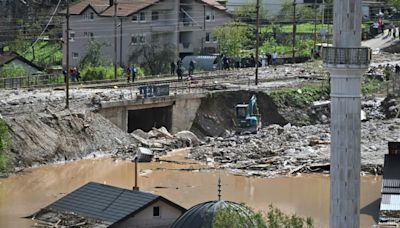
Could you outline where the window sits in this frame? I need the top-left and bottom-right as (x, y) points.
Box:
(131, 34), (138, 45)
(152, 11), (159, 21)
(205, 32), (210, 43)
(72, 52), (79, 59)
(69, 31), (75, 41)
(153, 206), (160, 217)
(213, 33), (217, 43)
(83, 11), (95, 21)
(83, 32), (88, 37)
(206, 10), (215, 22)
(140, 12), (146, 22)
(132, 14), (138, 22)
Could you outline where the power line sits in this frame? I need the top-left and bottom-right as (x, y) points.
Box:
(22, 0), (62, 54)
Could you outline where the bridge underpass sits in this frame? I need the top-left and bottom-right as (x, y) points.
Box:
(127, 106), (172, 133)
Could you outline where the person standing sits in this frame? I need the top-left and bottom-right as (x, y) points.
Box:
(188, 60), (195, 76)
(131, 64), (137, 82)
(170, 62), (176, 75)
(126, 66), (131, 82)
(272, 51), (278, 65)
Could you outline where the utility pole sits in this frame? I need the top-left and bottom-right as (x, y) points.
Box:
(255, 0), (260, 85)
(322, 0), (370, 227)
(65, 0), (70, 109)
(292, 0), (296, 64)
(313, 0), (317, 58)
(119, 18), (123, 67)
(114, 0), (118, 80)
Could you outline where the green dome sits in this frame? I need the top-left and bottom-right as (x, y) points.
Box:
(171, 200), (255, 228)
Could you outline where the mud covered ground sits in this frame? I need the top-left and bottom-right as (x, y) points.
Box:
(0, 53), (399, 177)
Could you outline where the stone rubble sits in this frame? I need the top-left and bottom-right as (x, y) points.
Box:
(190, 118), (400, 177)
(114, 127), (202, 161)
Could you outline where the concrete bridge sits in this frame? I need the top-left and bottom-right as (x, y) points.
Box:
(99, 93), (205, 134)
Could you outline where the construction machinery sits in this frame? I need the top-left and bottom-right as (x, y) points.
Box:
(235, 95), (261, 134)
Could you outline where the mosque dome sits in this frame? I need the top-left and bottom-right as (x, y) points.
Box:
(170, 200), (255, 228)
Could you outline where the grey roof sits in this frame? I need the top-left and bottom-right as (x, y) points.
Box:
(380, 155), (400, 223)
(171, 200), (254, 228)
(45, 182), (162, 224)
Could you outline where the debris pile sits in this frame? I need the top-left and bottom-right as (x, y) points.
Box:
(381, 94), (400, 118)
(114, 127), (201, 161)
(190, 118), (400, 177)
(32, 209), (106, 227)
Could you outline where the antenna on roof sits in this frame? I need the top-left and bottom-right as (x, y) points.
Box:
(217, 176), (222, 201)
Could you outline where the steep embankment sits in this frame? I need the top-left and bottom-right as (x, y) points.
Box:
(190, 90), (288, 137)
(3, 110), (132, 167)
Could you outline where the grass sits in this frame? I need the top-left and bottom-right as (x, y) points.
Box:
(269, 84), (329, 108)
(0, 119), (10, 172)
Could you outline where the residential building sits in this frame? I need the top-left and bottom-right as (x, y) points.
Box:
(62, 0), (232, 67)
(33, 182), (187, 228)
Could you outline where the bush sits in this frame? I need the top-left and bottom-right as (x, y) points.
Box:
(0, 63), (27, 78)
(80, 65), (124, 81)
(0, 119), (10, 172)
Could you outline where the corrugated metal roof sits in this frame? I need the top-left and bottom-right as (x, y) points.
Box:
(380, 154), (400, 224)
(45, 182), (160, 224)
(381, 194), (400, 211)
(383, 155), (400, 180)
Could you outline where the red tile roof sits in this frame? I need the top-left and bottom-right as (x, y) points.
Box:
(61, 0), (226, 17)
(100, 0), (160, 17)
(60, 0), (110, 15)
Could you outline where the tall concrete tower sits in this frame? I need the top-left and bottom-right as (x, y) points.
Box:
(322, 0), (370, 227)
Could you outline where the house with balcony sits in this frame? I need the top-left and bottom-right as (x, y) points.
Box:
(62, 0), (232, 67)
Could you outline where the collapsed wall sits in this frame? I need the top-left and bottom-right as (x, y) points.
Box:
(4, 110), (132, 167)
(190, 91), (288, 137)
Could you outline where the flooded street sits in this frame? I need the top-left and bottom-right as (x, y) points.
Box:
(0, 149), (381, 228)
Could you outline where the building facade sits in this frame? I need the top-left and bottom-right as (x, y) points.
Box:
(62, 0), (232, 67)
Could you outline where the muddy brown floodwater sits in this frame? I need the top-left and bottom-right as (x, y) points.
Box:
(0, 149), (381, 228)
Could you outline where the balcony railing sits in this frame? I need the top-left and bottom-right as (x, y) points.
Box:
(322, 47), (371, 66)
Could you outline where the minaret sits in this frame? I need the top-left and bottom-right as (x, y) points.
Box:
(322, 0), (370, 227)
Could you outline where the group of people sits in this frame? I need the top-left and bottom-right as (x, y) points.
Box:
(170, 59), (196, 80)
(126, 64), (137, 83)
(63, 67), (81, 82)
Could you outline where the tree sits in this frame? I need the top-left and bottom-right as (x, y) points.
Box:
(79, 40), (109, 68)
(388, 0), (400, 9)
(129, 42), (175, 75)
(214, 22), (252, 57)
(213, 203), (267, 228)
(213, 204), (314, 228)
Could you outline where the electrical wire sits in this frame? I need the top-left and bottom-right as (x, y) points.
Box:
(22, 0), (62, 54)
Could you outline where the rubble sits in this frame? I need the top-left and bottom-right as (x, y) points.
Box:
(190, 118), (400, 177)
(114, 127), (202, 161)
